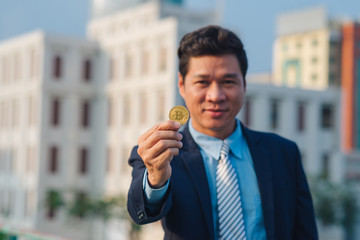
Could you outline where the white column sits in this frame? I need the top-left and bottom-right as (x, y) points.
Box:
(305, 100), (321, 175)
(280, 95), (296, 140)
(91, 95), (107, 196)
(252, 94), (269, 131)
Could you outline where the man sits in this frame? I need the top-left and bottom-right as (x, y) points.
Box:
(127, 25), (318, 240)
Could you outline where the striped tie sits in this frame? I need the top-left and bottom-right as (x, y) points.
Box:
(216, 142), (246, 240)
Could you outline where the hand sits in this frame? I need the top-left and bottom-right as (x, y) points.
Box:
(137, 120), (183, 188)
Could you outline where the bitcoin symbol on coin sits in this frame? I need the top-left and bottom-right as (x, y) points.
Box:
(175, 110), (183, 120)
(169, 105), (189, 125)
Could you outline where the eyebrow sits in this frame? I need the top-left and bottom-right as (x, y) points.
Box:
(192, 74), (210, 78)
(222, 73), (239, 78)
(192, 73), (239, 78)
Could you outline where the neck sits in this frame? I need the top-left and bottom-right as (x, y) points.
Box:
(191, 119), (237, 140)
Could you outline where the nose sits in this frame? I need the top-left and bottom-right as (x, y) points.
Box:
(205, 82), (226, 103)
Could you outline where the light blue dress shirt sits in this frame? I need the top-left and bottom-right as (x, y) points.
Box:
(143, 119), (266, 240)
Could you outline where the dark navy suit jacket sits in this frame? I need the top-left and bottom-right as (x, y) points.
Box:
(127, 123), (318, 240)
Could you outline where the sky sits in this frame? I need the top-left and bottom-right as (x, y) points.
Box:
(1, 0), (360, 73)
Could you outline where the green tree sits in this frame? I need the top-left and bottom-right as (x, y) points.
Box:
(309, 176), (358, 240)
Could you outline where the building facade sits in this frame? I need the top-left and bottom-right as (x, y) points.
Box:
(0, 2), (354, 240)
(240, 82), (343, 180)
(0, 1), (216, 239)
(0, 30), (102, 239)
(272, 7), (342, 90)
(341, 22), (360, 152)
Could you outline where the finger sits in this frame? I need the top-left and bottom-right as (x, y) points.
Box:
(140, 139), (182, 161)
(142, 130), (182, 149)
(139, 120), (181, 144)
(152, 139), (182, 157)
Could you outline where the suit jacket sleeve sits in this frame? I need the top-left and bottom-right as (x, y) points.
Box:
(293, 143), (318, 240)
(127, 146), (173, 225)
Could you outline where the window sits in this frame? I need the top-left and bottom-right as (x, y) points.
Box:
(297, 102), (306, 132)
(53, 55), (62, 79)
(109, 56), (118, 81)
(79, 147), (88, 174)
(80, 100), (90, 128)
(28, 96), (37, 126)
(139, 93), (147, 124)
(125, 53), (133, 78)
(123, 95), (130, 125)
(321, 104), (334, 129)
(159, 46), (167, 72)
(26, 146), (35, 174)
(51, 98), (60, 126)
(11, 99), (19, 128)
(49, 146), (58, 174)
(270, 99), (280, 130)
(311, 73), (317, 82)
(83, 59), (92, 82)
(157, 91), (166, 121)
(141, 49), (150, 75)
(243, 98), (252, 126)
(30, 48), (38, 78)
(311, 57), (318, 64)
(312, 39), (318, 47)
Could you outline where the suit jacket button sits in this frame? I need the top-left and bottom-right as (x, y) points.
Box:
(137, 210), (144, 220)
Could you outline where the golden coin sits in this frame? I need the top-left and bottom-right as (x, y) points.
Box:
(169, 105), (189, 125)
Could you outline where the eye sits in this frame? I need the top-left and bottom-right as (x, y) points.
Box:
(195, 80), (209, 85)
(223, 79), (237, 85)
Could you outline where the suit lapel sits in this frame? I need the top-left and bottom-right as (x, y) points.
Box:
(242, 124), (275, 240)
(180, 126), (215, 240)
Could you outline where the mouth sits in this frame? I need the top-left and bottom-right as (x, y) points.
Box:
(204, 108), (228, 118)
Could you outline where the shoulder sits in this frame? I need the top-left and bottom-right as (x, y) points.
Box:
(242, 124), (299, 153)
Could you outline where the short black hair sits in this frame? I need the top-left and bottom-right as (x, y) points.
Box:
(177, 25), (248, 82)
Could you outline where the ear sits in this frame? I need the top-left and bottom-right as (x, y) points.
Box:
(178, 72), (185, 99)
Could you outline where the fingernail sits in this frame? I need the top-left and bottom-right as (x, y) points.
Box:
(174, 121), (181, 128)
(178, 141), (183, 148)
(177, 133), (183, 140)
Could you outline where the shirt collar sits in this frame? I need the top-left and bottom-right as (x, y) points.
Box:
(189, 119), (243, 160)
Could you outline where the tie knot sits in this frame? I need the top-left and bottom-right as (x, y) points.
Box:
(219, 142), (230, 160)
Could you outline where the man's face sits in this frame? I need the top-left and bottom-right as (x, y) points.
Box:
(178, 54), (246, 139)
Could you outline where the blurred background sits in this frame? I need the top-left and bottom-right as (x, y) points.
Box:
(0, 0), (359, 239)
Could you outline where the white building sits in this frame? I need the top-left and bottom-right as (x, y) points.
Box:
(0, 1), (346, 240)
(272, 7), (342, 90)
(0, 1), (216, 239)
(0, 30), (102, 239)
(240, 83), (343, 181)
